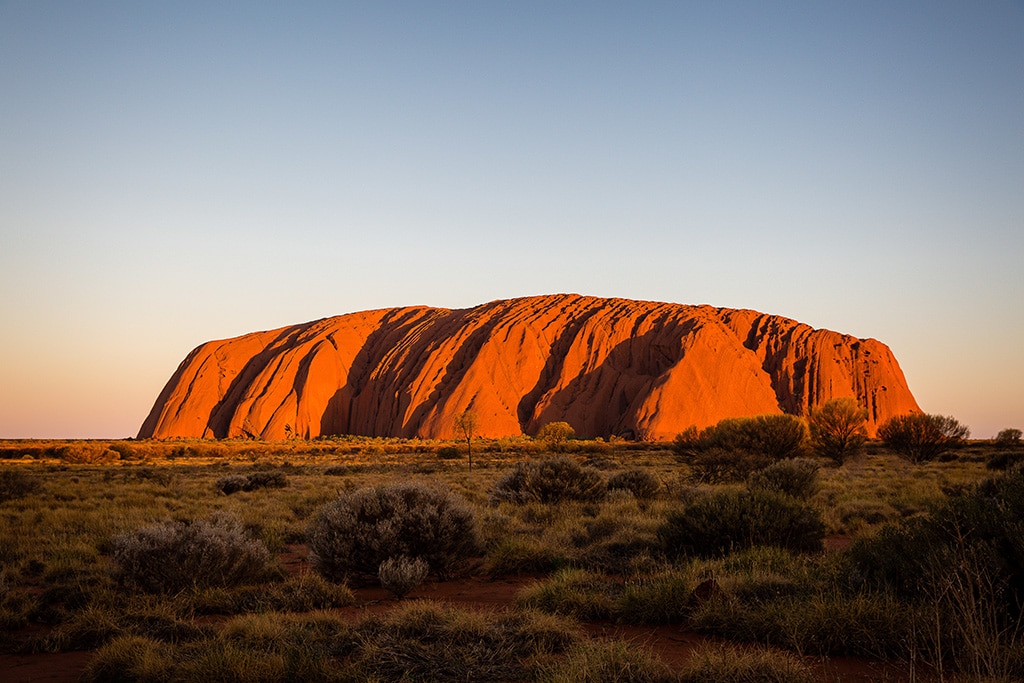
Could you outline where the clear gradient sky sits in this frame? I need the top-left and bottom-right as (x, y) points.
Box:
(1, 2), (1021, 439)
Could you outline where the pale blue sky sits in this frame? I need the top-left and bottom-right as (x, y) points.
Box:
(1, 1), (1021, 438)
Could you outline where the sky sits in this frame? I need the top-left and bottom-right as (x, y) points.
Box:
(1, 1), (1022, 439)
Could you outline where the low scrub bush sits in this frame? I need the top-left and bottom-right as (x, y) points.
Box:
(215, 470), (288, 494)
(379, 555), (429, 599)
(0, 468), (40, 502)
(675, 414), (809, 465)
(538, 640), (677, 683)
(659, 489), (825, 559)
(878, 412), (970, 463)
(492, 456), (605, 504)
(607, 468), (661, 500)
(995, 428), (1022, 447)
(56, 443), (119, 464)
(307, 482), (479, 582)
(111, 513), (271, 592)
(987, 450), (1024, 471)
(747, 458), (819, 500)
(436, 445), (463, 460)
(688, 446), (772, 484)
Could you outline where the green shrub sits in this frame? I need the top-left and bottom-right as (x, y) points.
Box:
(878, 413), (970, 463)
(676, 415), (808, 459)
(747, 458), (819, 500)
(607, 468), (661, 500)
(307, 482), (479, 583)
(850, 466), (1024, 673)
(808, 398), (868, 465)
(659, 489), (825, 559)
(492, 456), (605, 504)
(675, 415), (809, 483)
(111, 513), (270, 593)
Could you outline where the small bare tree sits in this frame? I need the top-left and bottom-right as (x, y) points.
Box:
(454, 410), (478, 471)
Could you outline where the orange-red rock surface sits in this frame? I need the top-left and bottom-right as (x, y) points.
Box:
(138, 295), (919, 441)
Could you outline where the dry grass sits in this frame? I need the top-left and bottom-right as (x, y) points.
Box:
(0, 436), (1017, 681)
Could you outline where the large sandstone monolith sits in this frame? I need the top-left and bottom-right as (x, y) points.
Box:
(138, 294), (919, 441)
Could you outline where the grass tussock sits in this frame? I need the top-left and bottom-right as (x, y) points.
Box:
(678, 643), (815, 683)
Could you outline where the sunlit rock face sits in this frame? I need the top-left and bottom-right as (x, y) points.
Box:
(138, 294), (919, 441)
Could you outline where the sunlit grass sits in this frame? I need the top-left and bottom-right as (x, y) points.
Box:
(0, 436), (1017, 680)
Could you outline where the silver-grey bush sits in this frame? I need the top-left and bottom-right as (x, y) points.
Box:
(307, 482), (479, 583)
(111, 512), (270, 592)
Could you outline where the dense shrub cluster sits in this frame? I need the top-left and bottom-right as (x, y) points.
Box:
(111, 513), (271, 592)
(849, 467), (1024, 677)
(852, 467), (1024, 608)
(986, 450), (1024, 471)
(606, 468), (661, 500)
(659, 488), (824, 558)
(307, 482), (479, 583)
(215, 471), (288, 495)
(492, 456), (605, 504)
(877, 413), (970, 463)
(674, 414), (809, 482)
(747, 458), (820, 500)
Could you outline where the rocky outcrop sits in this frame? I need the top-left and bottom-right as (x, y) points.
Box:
(138, 294), (919, 441)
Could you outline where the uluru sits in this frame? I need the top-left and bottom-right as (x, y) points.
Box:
(138, 294), (920, 441)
